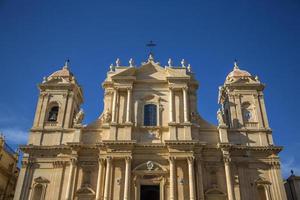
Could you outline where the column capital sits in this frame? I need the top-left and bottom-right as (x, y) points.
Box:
(221, 149), (230, 155)
(21, 159), (35, 168)
(70, 157), (77, 166)
(98, 158), (105, 165)
(187, 156), (195, 164)
(125, 156), (132, 163)
(53, 161), (67, 168)
(106, 156), (113, 163)
(113, 86), (120, 91)
(223, 155), (231, 163)
(168, 156), (176, 163)
(182, 86), (188, 91)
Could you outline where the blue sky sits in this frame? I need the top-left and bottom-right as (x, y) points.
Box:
(0, 0), (299, 178)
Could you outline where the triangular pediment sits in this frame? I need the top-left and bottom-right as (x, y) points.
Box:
(111, 67), (136, 78)
(135, 61), (167, 80)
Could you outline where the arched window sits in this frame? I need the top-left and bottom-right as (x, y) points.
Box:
(48, 106), (59, 122)
(32, 184), (43, 200)
(144, 104), (157, 126)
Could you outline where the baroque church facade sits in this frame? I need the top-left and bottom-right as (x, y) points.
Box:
(14, 55), (287, 200)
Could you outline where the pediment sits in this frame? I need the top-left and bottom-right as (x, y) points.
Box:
(166, 67), (190, 78)
(111, 67), (136, 78)
(135, 61), (167, 81)
(255, 177), (271, 185)
(226, 76), (259, 85)
(43, 77), (69, 84)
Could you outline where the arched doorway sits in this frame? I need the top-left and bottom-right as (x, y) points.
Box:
(133, 161), (167, 200)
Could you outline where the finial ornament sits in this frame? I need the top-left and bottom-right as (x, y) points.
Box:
(63, 59), (70, 69)
(148, 53), (154, 61)
(116, 58), (121, 67)
(168, 58), (172, 67)
(129, 58), (134, 67)
(43, 76), (47, 83)
(109, 64), (114, 72)
(187, 64), (191, 72)
(234, 59), (239, 70)
(181, 59), (186, 67)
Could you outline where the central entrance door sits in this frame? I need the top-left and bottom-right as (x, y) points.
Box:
(140, 185), (160, 200)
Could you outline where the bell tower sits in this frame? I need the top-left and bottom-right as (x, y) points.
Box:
(29, 61), (84, 145)
(218, 62), (273, 145)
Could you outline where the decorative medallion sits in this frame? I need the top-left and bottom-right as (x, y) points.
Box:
(146, 161), (154, 171)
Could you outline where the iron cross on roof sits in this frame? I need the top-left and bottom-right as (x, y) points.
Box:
(146, 40), (156, 56)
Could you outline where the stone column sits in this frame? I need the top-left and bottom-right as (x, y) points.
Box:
(169, 156), (176, 200)
(223, 150), (235, 200)
(111, 89), (118, 123)
(124, 157), (132, 200)
(169, 87), (174, 122)
(183, 87), (189, 122)
(33, 93), (45, 127)
(258, 94), (270, 128)
(65, 157), (77, 200)
(253, 94), (264, 128)
(20, 160), (34, 200)
(126, 88), (132, 123)
(187, 157), (196, 200)
(104, 157), (112, 200)
(40, 93), (50, 127)
(196, 156), (205, 200)
(96, 158), (105, 200)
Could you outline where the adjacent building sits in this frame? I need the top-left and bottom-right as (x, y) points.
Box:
(0, 135), (19, 200)
(14, 55), (287, 200)
(285, 171), (300, 200)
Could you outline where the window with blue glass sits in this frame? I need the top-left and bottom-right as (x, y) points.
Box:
(144, 104), (157, 126)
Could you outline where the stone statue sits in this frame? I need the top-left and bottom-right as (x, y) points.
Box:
(129, 58), (134, 67)
(109, 64), (114, 72)
(217, 109), (225, 125)
(181, 59), (186, 67)
(116, 58), (120, 66)
(168, 58), (172, 67)
(102, 109), (111, 123)
(187, 64), (191, 72)
(74, 109), (84, 125)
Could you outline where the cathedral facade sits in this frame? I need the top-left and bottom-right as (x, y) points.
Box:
(14, 55), (287, 200)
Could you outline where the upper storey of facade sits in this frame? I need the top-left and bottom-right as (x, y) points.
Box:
(28, 56), (275, 148)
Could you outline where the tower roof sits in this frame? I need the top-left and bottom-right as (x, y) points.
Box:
(49, 60), (74, 78)
(41, 60), (79, 85)
(226, 61), (252, 79)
